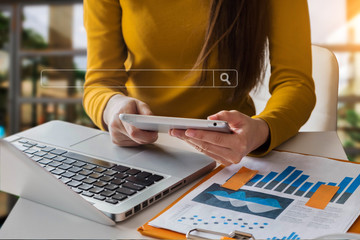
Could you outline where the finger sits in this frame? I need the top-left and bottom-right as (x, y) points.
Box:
(207, 114), (218, 120)
(123, 122), (158, 144)
(186, 137), (242, 165)
(111, 118), (135, 141)
(171, 129), (241, 165)
(116, 102), (158, 144)
(208, 110), (233, 120)
(136, 101), (153, 115)
(113, 139), (141, 147)
(170, 129), (238, 166)
(109, 125), (140, 146)
(122, 99), (138, 114)
(169, 129), (186, 138)
(184, 139), (233, 166)
(184, 129), (233, 148)
(173, 129), (244, 164)
(208, 110), (245, 128)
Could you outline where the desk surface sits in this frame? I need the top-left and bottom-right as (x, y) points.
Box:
(0, 131), (348, 239)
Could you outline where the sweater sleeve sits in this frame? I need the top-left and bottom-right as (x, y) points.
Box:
(251, 0), (316, 156)
(83, 0), (128, 130)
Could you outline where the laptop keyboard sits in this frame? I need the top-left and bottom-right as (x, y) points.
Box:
(12, 138), (164, 205)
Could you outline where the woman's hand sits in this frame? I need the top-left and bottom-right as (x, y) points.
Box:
(103, 94), (158, 146)
(170, 110), (269, 166)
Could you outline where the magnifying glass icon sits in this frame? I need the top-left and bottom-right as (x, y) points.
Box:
(220, 73), (231, 86)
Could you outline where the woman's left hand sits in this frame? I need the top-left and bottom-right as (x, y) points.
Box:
(170, 110), (270, 166)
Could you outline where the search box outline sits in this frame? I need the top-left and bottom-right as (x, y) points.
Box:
(40, 69), (238, 89)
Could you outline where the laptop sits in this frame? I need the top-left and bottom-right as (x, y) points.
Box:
(0, 120), (215, 225)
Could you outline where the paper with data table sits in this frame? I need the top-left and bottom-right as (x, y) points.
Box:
(149, 151), (360, 239)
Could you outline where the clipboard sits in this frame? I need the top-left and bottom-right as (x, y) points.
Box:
(137, 152), (360, 239)
(138, 165), (224, 239)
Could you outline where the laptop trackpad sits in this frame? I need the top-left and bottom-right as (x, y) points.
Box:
(70, 133), (143, 162)
(70, 133), (212, 177)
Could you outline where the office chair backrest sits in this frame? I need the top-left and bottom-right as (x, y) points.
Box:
(250, 45), (339, 132)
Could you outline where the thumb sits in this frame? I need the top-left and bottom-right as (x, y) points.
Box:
(208, 110), (245, 128)
(136, 101), (153, 115)
(207, 114), (218, 120)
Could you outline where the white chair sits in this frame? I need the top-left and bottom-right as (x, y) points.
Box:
(250, 45), (339, 131)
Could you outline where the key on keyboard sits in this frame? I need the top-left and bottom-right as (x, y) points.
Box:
(12, 138), (165, 205)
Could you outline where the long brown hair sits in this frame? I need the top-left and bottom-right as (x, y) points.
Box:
(195, 0), (269, 101)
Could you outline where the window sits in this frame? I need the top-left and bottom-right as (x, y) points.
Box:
(0, 8), (10, 138)
(4, 2), (92, 135)
(0, 0), (88, 225)
(2, 1), (360, 160)
(309, 0), (360, 161)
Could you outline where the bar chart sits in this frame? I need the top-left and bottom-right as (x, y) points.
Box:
(266, 232), (300, 240)
(245, 165), (360, 204)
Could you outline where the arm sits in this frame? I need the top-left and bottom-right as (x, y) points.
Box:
(83, 0), (128, 130)
(251, 0), (316, 156)
(171, 0), (315, 165)
(83, 0), (157, 145)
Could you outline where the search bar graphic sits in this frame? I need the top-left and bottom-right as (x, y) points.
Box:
(40, 69), (238, 88)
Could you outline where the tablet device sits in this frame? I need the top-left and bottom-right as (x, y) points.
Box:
(119, 114), (231, 133)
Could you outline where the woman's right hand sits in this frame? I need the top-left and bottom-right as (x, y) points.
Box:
(103, 94), (158, 146)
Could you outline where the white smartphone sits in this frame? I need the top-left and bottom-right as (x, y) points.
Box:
(119, 114), (231, 133)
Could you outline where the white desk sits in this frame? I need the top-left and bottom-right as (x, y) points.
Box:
(0, 131), (348, 239)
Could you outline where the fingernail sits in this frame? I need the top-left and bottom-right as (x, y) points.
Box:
(185, 130), (195, 137)
(171, 130), (180, 137)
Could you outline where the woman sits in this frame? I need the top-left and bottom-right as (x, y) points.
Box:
(83, 0), (315, 166)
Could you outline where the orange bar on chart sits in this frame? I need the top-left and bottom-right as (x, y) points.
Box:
(305, 184), (340, 210)
(222, 167), (258, 191)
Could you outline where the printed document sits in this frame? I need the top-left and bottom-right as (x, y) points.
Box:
(149, 151), (360, 239)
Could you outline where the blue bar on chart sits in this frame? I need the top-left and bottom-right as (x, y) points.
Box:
(284, 174), (309, 194)
(247, 166), (360, 205)
(265, 166), (296, 190)
(304, 181), (326, 198)
(294, 182), (313, 196)
(337, 174), (360, 204)
(331, 177), (353, 202)
(288, 232), (295, 239)
(255, 171), (278, 188)
(245, 174), (264, 186)
(292, 234), (300, 240)
(267, 232), (300, 240)
(275, 170), (303, 192)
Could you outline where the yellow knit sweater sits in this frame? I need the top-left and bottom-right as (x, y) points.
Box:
(83, 0), (316, 156)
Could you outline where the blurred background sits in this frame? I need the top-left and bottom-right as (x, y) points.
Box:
(0, 0), (359, 226)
